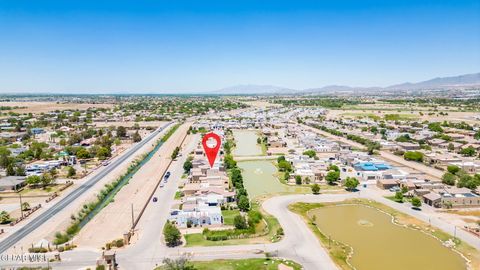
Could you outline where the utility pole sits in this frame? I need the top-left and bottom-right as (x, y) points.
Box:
(131, 203), (134, 228)
(19, 193), (24, 218)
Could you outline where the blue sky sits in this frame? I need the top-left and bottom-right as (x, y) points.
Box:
(0, 0), (479, 93)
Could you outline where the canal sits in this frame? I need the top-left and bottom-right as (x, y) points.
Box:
(232, 129), (263, 156)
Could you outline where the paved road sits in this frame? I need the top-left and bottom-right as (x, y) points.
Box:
(8, 187), (480, 269)
(0, 122), (173, 254)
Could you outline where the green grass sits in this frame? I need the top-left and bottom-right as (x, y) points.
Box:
(156, 258), (302, 270)
(161, 123), (181, 142)
(222, 210), (240, 225)
(184, 202), (283, 247)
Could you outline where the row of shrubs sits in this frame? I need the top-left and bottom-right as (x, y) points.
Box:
(105, 239), (124, 250)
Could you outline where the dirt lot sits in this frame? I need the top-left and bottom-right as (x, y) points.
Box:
(327, 109), (480, 124)
(74, 122), (192, 248)
(0, 101), (113, 113)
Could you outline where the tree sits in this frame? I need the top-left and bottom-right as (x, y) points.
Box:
(326, 171), (340, 185)
(116, 126), (127, 138)
(303, 150), (317, 159)
(278, 160), (292, 172)
(224, 155), (237, 169)
(26, 175), (41, 186)
(21, 202), (30, 211)
(76, 147), (90, 159)
(6, 164), (15, 176)
(327, 164), (339, 172)
(237, 195), (250, 212)
(0, 147), (12, 169)
(132, 131), (142, 143)
(183, 156), (193, 173)
(233, 214), (248, 229)
(447, 143), (455, 152)
(96, 147), (111, 160)
(295, 175), (302, 185)
(277, 155), (286, 163)
(403, 151), (423, 162)
(67, 166), (76, 178)
(15, 166), (26, 176)
(447, 165), (460, 175)
(41, 173), (54, 187)
(475, 130), (480, 140)
(394, 191), (404, 202)
(442, 172), (456, 186)
(411, 197), (422, 208)
(344, 177), (359, 191)
(171, 146), (180, 160)
(428, 122), (443, 132)
(163, 222), (181, 247)
(0, 211), (11, 224)
(311, 183), (320, 194)
(304, 177), (311, 184)
(460, 146), (476, 157)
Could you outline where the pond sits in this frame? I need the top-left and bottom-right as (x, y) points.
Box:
(232, 129), (263, 156)
(310, 204), (467, 270)
(238, 160), (306, 199)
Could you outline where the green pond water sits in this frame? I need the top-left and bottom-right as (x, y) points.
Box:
(311, 204), (467, 270)
(238, 160), (307, 199)
(233, 129), (263, 156)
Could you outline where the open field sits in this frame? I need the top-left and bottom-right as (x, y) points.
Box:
(328, 109), (479, 124)
(0, 101), (113, 113)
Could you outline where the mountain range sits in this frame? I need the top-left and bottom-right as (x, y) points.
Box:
(213, 72), (480, 94)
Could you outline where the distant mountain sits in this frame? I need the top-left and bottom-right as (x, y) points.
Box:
(213, 73), (480, 95)
(303, 85), (382, 93)
(212, 84), (296, 95)
(387, 73), (480, 90)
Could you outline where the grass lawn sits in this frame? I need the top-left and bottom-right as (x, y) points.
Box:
(185, 202), (283, 247)
(222, 209), (240, 225)
(156, 258), (302, 270)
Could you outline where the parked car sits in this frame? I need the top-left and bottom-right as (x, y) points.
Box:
(164, 171), (171, 179)
(153, 197), (158, 202)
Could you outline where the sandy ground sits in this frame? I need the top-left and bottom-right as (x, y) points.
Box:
(0, 101), (113, 114)
(2, 124), (170, 252)
(74, 122), (192, 248)
(327, 109), (480, 124)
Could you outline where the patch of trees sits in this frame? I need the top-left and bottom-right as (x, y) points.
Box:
(277, 156), (292, 172)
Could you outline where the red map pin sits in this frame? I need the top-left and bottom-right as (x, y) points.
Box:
(202, 132), (221, 168)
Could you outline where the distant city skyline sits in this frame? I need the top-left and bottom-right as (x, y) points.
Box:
(0, 0), (479, 93)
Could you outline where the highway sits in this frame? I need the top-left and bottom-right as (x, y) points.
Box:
(0, 122), (173, 254)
